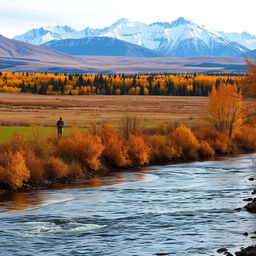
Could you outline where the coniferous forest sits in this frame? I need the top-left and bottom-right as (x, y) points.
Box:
(0, 72), (243, 96)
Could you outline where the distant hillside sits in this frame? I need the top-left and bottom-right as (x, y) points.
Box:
(42, 37), (164, 57)
(0, 35), (246, 73)
(0, 35), (93, 72)
(243, 49), (256, 58)
(0, 34), (73, 61)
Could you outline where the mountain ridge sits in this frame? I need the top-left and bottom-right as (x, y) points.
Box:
(42, 36), (165, 57)
(13, 17), (256, 57)
(0, 34), (246, 73)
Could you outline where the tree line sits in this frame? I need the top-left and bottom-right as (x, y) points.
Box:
(0, 71), (243, 96)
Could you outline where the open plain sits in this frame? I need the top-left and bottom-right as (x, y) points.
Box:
(0, 93), (208, 128)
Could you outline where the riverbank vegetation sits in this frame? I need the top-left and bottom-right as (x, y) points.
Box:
(0, 114), (256, 190)
(0, 59), (255, 191)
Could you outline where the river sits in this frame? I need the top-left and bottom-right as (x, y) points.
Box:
(0, 155), (255, 256)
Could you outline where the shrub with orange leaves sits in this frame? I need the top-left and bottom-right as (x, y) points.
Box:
(23, 150), (45, 182)
(44, 157), (68, 181)
(57, 129), (104, 170)
(172, 126), (200, 159)
(147, 135), (181, 162)
(28, 128), (55, 158)
(100, 124), (128, 167)
(6, 132), (27, 153)
(194, 127), (229, 154)
(0, 166), (6, 187)
(127, 135), (150, 166)
(0, 132), (28, 157)
(0, 152), (30, 190)
(242, 58), (256, 97)
(234, 126), (256, 152)
(67, 160), (84, 178)
(198, 141), (215, 158)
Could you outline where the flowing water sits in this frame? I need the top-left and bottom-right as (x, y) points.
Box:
(0, 155), (255, 256)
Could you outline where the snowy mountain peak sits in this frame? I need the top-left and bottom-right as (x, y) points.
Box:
(241, 31), (256, 39)
(13, 17), (255, 57)
(42, 25), (77, 34)
(220, 31), (256, 50)
(170, 17), (192, 27)
(110, 17), (131, 27)
(149, 22), (172, 28)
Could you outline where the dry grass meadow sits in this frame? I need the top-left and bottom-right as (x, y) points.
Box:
(0, 93), (208, 129)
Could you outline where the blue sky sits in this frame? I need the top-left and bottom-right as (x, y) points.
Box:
(1, 0), (255, 38)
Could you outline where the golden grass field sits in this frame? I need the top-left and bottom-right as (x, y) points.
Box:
(0, 93), (208, 129)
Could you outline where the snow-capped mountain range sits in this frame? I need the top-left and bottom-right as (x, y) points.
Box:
(13, 17), (256, 57)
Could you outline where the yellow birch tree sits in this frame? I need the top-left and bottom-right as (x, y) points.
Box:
(208, 84), (243, 137)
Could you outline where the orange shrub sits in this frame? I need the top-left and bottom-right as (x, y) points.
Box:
(57, 129), (104, 170)
(0, 132), (28, 156)
(147, 135), (181, 162)
(7, 132), (27, 153)
(172, 126), (200, 159)
(198, 141), (215, 158)
(23, 150), (45, 182)
(0, 152), (30, 190)
(194, 127), (229, 154)
(127, 135), (150, 166)
(44, 157), (68, 180)
(0, 166), (6, 186)
(100, 124), (128, 167)
(234, 126), (256, 152)
(67, 160), (84, 178)
(28, 128), (55, 158)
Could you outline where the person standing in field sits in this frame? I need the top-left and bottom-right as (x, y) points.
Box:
(56, 117), (64, 137)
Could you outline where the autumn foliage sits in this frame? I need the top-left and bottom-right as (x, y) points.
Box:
(194, 127), (229, 154)
(172, 126), (200, 159)
(56, 129), (104, 170)
(0, 118), (256, 190)
(1, 65), (256, 190)
(242, 58), (256, 97)
(100, 124), (127, 167)
(127, 135), (150, 166)
(146, 135), (180, 162)
(0, 71), (243, 96)
(234, 126), (256, 152)
(0, 152), (29, 190)
(208, 84), (243, 138)
(44, 157), (69, 181)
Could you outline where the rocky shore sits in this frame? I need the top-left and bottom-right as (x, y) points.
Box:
(235, 246), (256, 256)
(217, 177), (256, 256)
(244, 197), (256, 213)
(234, 176), (256, 256)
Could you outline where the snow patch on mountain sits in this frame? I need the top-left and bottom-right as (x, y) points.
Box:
(220, 31), (256, 50)
(13, 17), (254, 57)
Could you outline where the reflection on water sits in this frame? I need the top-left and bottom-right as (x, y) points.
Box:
(0, 169), (151, 212)
(55, 170), (152, 190)
(0, 191), (44, 212)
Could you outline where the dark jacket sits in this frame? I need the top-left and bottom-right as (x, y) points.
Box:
(56, 120), (64, 128)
